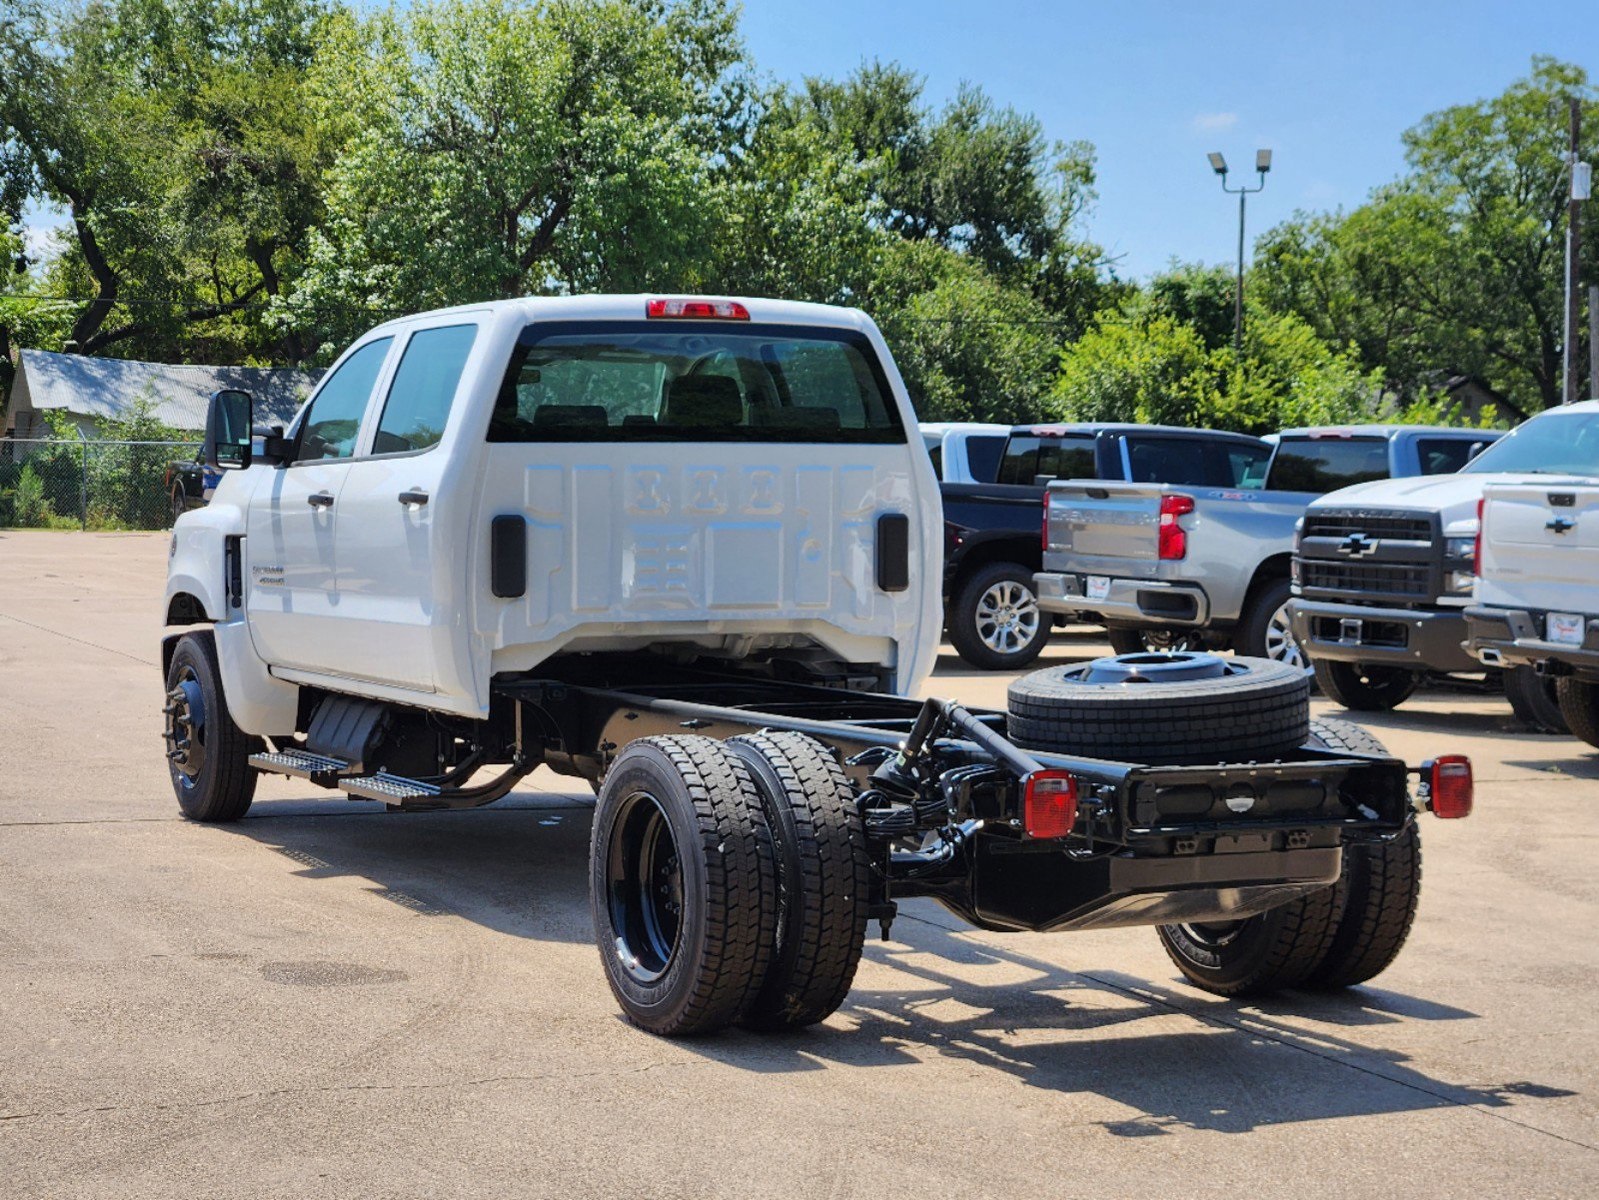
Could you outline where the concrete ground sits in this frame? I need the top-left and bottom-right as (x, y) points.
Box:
(2, 530), (1596, 1198)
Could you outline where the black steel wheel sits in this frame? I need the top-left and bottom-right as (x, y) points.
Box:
(728, 732), (871, 1031)
(590, 736), (776, 1036)
(1503, 666), (1568, 734)
(948, 562), (1049, 670)
(164, 631), (257, 822)
(1312, 660), (1420, 712)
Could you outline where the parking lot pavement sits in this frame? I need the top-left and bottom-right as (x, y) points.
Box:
(2, 530), (1597, 1198)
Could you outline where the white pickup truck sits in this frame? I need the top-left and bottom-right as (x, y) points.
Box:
(161, 294), (1471, 1037)
(1464, 401), (1599, 748)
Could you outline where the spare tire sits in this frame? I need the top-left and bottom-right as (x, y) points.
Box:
(1007, 653), (1310, 764)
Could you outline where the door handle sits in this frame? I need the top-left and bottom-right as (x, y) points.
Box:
(306, 491), (334, 509)
(398, 489), (430, 507)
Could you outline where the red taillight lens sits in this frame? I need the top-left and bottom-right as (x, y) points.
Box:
(1473, 497), (1485, 576)
(1041, 493), (1051, 551)
(1158, 493), (1195, 560)
(1427, 755), (1473, 818)
(1023, 770), (1079, 839)
(646, 298), (750, 320)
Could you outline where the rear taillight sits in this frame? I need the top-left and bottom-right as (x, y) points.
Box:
(1023, 770), (1079, 839)
(1158, 493), (1195, 560)
(1041, 493), (1051, 551)
(1473, 497), (1485, 576)
(646, 298), (750, 320)
(1424, 755), (1473, 818)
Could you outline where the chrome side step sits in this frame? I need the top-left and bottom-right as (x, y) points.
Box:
(248, 748), (350, 785)
(337, 773), (443, 804)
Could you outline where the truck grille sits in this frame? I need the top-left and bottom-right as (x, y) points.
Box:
(1301, 560), (1432, 600)
(1295, 507), (1441, 605)
(1302, 511), (1433, 542)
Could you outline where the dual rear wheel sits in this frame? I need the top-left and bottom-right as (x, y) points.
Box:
(590, 732), (870, 1036)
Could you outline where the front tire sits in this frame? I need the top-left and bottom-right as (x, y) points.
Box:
(1503, 666), (1568, 734)
(948, 562), (1048, 670)
(1235, 578), (1303, 667)
(590, 736), (776, 1036)
(164, 631), (258, 822)
(1312, 660), (1420, 711)
(1556, 677), (1599, 749)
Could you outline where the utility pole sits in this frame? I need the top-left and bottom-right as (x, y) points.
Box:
(1564, 98), (1584, 404)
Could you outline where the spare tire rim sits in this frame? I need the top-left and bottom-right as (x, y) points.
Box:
(975, 580), (1040, 655)
(1070, 651), (1242, 686)
(606, 790), (683, 985)
(1264, 602), (1305, 669)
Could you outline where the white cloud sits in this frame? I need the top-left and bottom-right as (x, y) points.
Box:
(1192, 112), (1239, 132)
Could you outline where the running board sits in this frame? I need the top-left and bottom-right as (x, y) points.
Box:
(248, 748), (350, 786)
(337, 773), (443, 805)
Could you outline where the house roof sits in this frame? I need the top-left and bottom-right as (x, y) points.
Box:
(14, 349), (322, 432)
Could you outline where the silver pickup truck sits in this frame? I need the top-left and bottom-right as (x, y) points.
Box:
(1035, 424), (1502, 664)
(1035, 479), (1314, 662)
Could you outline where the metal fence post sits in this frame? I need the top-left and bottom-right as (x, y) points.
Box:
(76, 427), (88, 530)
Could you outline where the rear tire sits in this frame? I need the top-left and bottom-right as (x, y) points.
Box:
(1556, 678), (1599, 749)
(948, 562), (1049, 670)
(590, 736), (776, 1036)
(1503, 666), (1568, 734)
(1156, 888), (1341, 997)
(728, 732), (870, 1030)
(1312, 660), (1419, 712)
(164, 631), (258, 822)
(1302, 719), (1422, 989)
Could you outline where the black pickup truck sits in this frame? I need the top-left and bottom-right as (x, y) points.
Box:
(941, 423), (1273, 668)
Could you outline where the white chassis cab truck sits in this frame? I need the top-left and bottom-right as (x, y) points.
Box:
(162, 295), (1472, 1037)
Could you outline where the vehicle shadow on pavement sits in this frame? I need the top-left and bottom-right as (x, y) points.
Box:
(679, 918), (1574, 1137)
(222, 794), (601, 945)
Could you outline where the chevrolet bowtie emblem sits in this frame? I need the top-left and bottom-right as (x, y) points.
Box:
(1337, 533), (1379, 557)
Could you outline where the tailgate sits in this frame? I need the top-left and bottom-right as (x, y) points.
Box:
(1044, 480), (1165, 576)
(1479, 481), (1599, 613)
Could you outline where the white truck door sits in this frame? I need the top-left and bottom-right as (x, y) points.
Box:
(331, 322), (479, 695)
(245, 336), (394, 672)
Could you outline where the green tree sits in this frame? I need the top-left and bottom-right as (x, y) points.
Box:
(280, 0), (749, 355)
(1255, 56), (1598, 413)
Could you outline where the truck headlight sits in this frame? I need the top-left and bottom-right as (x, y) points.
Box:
(1444, 537), (1476, 595)
(1445, 537), (1475, 559)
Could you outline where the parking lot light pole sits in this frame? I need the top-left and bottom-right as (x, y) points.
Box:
(1210, 149), (1272, 355)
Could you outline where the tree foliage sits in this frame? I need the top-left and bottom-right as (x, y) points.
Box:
(1256, 56), (1597, 414)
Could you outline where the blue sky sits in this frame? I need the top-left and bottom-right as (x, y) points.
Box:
(737, 0), (1592, 279)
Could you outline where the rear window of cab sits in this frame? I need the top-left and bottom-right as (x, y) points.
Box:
(487, 321), (905, 444)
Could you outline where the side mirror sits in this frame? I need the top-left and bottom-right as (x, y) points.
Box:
(205, 389), (254, 470)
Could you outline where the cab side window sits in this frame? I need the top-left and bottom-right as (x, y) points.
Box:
(296, 338), (393, 463)
(373, 324), (479, 454)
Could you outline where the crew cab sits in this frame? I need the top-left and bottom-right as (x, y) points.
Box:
(1464, 401), (1599, 746)
(920, 421), (1008, 484)
(942, 423), (1273, 668)
(1263, 425), (1500, 494)
(1289, 408), (1575, 727)
(160, 295), (1471, 1039)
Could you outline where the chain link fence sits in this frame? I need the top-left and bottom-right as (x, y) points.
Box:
(1, 438), (204, 530)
